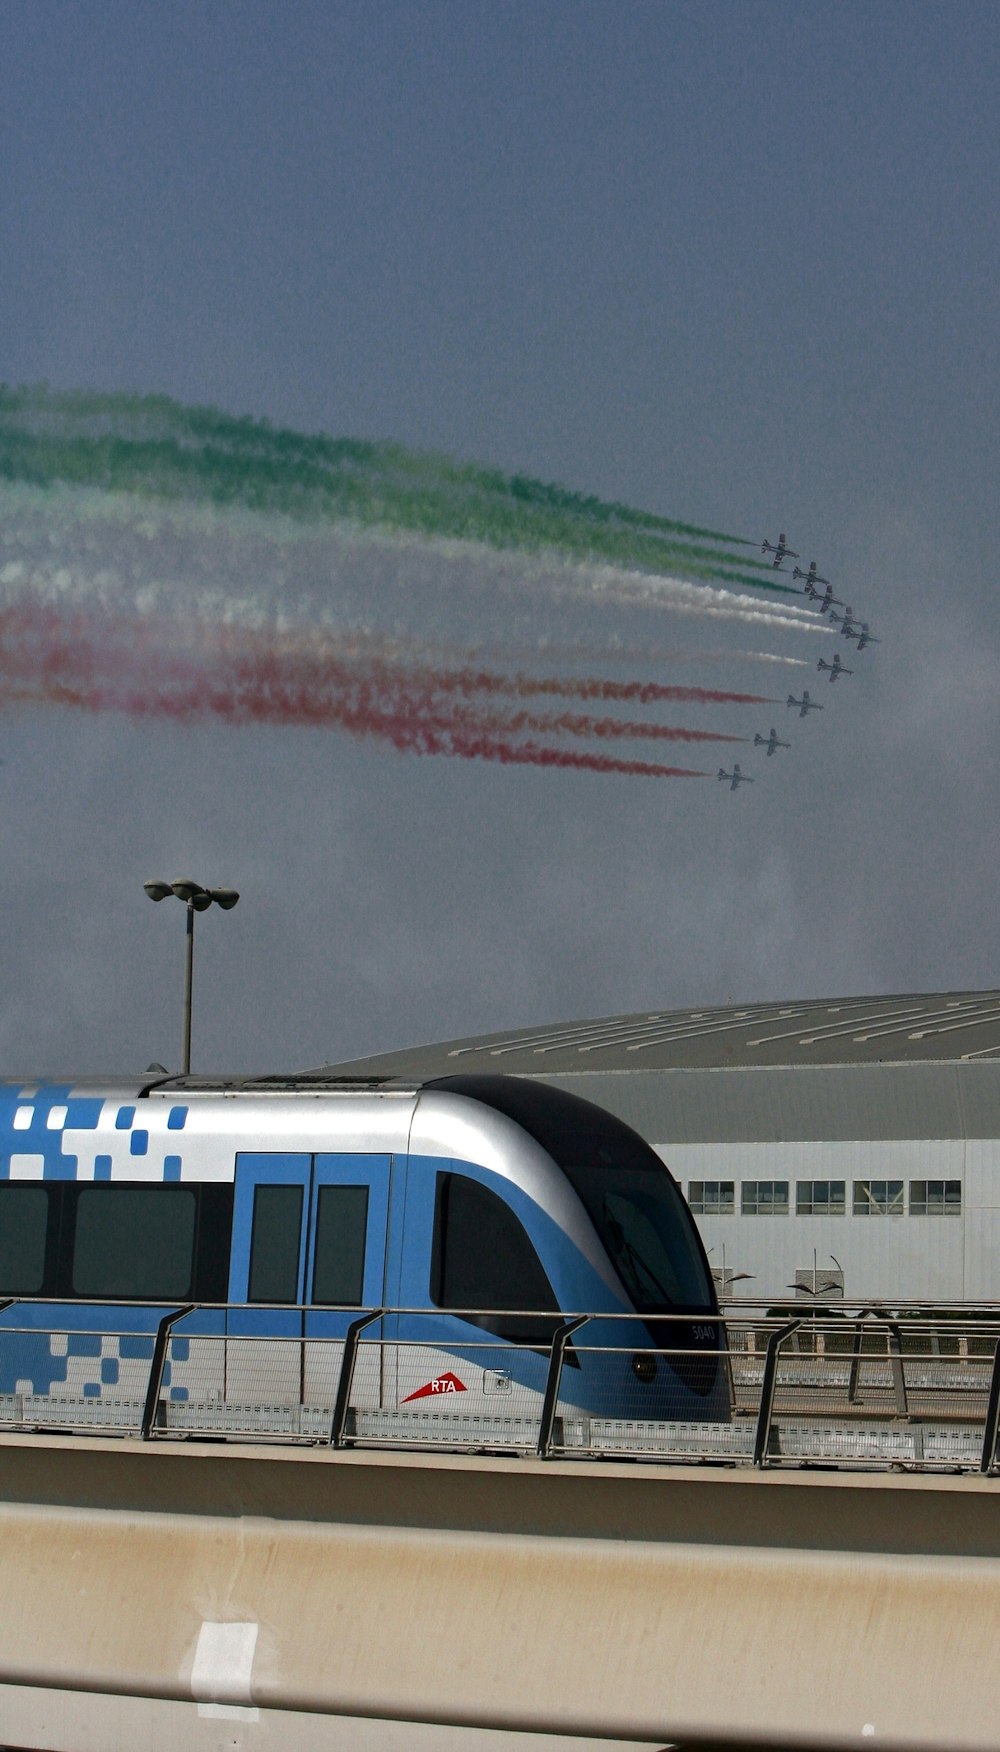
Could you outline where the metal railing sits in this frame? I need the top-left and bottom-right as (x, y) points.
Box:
(0, 1298), (998, 1472)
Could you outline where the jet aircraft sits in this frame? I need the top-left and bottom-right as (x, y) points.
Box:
(818, 653), (853, 682)
(850, 622), (880, 653)
(762, 532), (800, 567)
(787, 690), (823, 717)
(829, 606), (858, 636)
(718, 764), (753, 791)
(792, 561), (829, 590)
(814, 583), (843, 616)
(754, 728), (791, 757)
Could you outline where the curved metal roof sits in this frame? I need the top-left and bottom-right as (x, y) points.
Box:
(331, 990), (1000, 1078)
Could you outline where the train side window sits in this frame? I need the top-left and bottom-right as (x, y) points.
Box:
(311, 1184), (368, 1305)
(248, 1184), (304, 1303)
(72, 1187), (197, 1298)
(0, 1185), (51, 1294)
(431, 1172), (559, 1341)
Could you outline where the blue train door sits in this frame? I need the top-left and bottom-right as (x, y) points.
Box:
(228, 1152), (391, 1409)
(303, 1154), (391, 1410)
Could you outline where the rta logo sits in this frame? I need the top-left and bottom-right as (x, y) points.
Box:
(402, 1371), (467, 1403)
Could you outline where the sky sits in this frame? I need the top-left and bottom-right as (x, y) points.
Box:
(1, 0), (998, 1077)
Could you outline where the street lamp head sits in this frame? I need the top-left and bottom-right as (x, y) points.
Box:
(143, 880), (172, 902)
(210, 888), (240, 910)
(190, 890), (213, 912)
(170, 879), (202, 903)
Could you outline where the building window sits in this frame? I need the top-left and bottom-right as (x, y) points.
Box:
(688, 1180), (735, 1215)
(910, 1180), (961, 1217)
(796, 1180), (846, 1216)
(741, 1181), (789, 1216)
(853, 1180), (904, 1217)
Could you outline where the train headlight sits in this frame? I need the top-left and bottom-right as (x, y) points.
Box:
(632, 1352), (658, 1384)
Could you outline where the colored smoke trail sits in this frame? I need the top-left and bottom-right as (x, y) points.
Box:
(6, 672), (711, 780)
(361, 699), (744, 747)
(459, 638), (813, 670)
(0, 389), (829, 780)
(399, 663), (780, 708)
(0, 605), (735, 772)
(0, 386), (759, 580)
(0, 602), (782, 719)
(0, 477), (829, 641)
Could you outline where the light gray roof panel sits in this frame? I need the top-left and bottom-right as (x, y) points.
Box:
(328, 992), (1000, 1145)
(331, 991), (1000, 1077)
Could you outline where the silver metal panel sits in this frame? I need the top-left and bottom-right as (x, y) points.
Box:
(408, 1090), (626, 1298)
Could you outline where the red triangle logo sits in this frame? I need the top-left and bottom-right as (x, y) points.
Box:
(401, 1371), (467, 1403)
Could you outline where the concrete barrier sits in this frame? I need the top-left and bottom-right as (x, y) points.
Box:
(0, 1432), (997, 1750)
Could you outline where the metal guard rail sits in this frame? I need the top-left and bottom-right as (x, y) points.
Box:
(0, 1300), (998, 1473)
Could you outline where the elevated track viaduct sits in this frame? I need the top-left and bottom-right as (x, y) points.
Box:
(0, 1431), (998, 1752)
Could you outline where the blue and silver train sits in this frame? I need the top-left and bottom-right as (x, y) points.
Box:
(0, 1071), (726, 1435)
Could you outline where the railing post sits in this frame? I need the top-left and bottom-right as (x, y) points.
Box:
(886, 1320), (909, 1417)
(980, 1335), (1000, 1473)
(537, 1316), (589, 1459)
(330, 1309), (385, 1448)
(847, 1307), (875, 1404)
(753, 1319), (801, 1466)
(141, 1305), (194, 1439)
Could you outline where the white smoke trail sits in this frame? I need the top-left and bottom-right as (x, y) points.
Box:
(0, 481), (828, 638)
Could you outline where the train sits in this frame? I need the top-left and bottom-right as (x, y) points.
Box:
(0, 1070), (727, 1435)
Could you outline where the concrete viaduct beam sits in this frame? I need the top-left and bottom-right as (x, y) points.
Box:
(0, 1432), (996, 1751)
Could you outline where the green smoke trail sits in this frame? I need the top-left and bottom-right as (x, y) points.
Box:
(0, 386), (766, 582)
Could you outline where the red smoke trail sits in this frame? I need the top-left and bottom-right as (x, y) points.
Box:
(452, 707), (743, 746)
(11, 669), (710, 778)
(0, 606), (717, 775)
(0, 604), (776, 708)
(379, 663), (778, 708)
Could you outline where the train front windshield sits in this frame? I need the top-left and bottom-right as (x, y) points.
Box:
(427, 1073), (716, 1314)
(561, 1161), (712, 1313)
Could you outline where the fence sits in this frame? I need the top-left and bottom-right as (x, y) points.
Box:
(0, 1299), (998, 1471)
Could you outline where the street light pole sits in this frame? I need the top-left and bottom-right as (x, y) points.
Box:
(144, 880), (240, 1075)
(183, 899), (195, 1077)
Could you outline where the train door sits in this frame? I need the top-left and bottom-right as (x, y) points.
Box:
(303, 1153), (391, 1409)
(227, 1152), (391, 1410)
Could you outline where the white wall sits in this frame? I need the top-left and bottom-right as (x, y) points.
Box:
(659, 1139), (970, 1301)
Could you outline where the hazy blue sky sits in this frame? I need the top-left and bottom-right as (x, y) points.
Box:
(2, 1), (999, 1074)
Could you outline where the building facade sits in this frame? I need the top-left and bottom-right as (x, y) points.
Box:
(332, 991), (1000, 1303)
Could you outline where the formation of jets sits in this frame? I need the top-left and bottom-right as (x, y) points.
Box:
(719, 534), (879, 793)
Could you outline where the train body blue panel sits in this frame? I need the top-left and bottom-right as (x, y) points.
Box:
(0, 1073), (726, 1425)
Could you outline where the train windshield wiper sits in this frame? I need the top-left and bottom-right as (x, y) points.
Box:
(603, 1200), (674, 1310)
